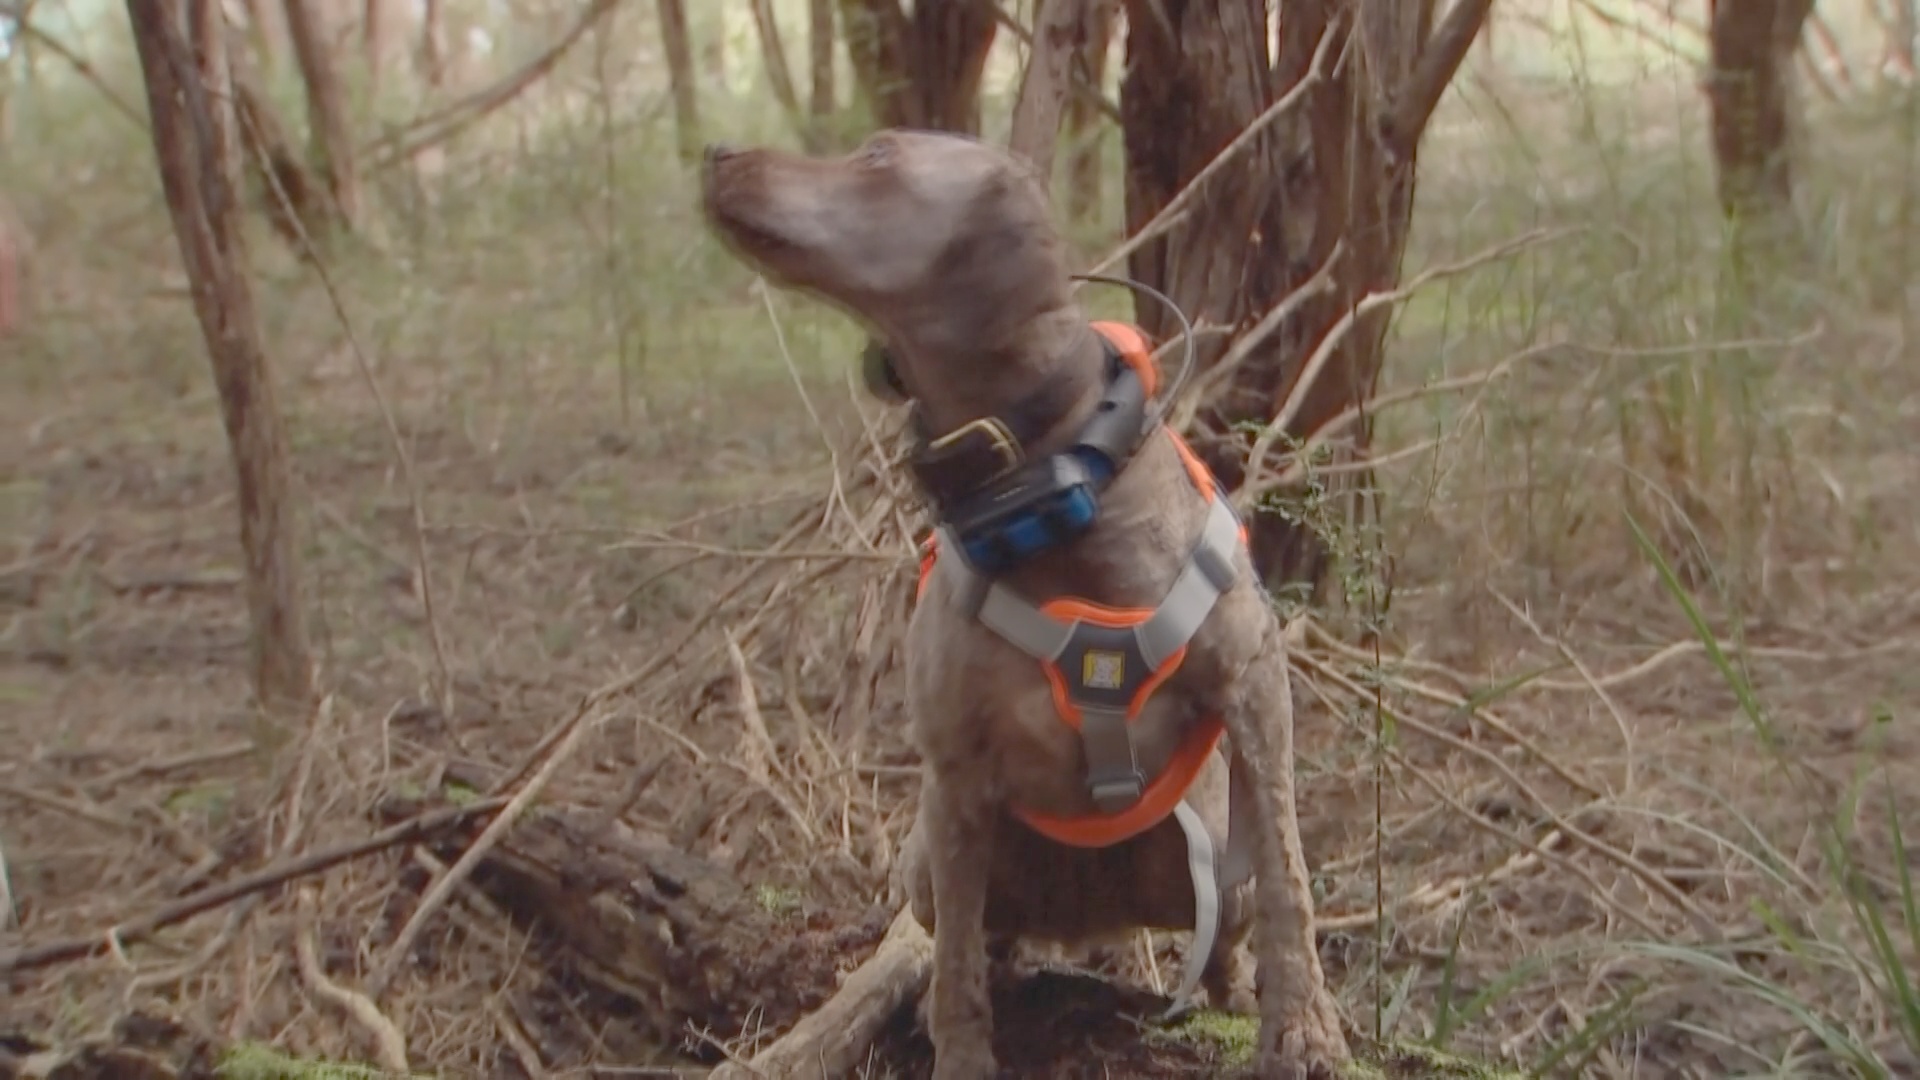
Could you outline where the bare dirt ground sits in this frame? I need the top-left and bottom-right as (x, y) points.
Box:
(6, 46), (1920, 1080)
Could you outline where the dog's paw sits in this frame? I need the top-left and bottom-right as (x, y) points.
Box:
(1252, 1000), (1349, 1080)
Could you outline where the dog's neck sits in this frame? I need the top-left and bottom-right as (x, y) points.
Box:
(886, 305), (1108, 453)
(890, 303), (1207, 603)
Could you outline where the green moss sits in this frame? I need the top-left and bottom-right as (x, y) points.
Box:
(1342, 1040), (1529, 1080)
(1144, 1018), (1523, 1079)
(215, 1043), (432, 1080)
(754, 883), (804, 918)
(441, 779), (481, 807)
(1145, 1009), (1259, 1068)
(163, 780), (234, 820)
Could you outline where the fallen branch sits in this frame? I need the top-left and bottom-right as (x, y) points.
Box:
(0, 799), (505, 974)
(295, 886), (410, 1073)
(368, 704), (610, 995)
(709, 908), (933, 1080)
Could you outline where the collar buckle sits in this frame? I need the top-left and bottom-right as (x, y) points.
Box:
(909, 416), (1024, 506)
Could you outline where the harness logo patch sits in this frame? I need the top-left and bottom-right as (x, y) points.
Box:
(1082, 650), (1127, 691)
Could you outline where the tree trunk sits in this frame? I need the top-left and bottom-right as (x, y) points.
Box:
(238, 0), (282, 75)
(125, 0), (316, 716)
(417, 0), (445, 88)
(839, 0), (997, 133)
(1705, 0), (1815, 226)
(656, 0), (702, 163)
(810, 0), (836, 116)
(233, 56), (332, 251)
(1063, 0), (1118, 222)
(750, 0), (805, 119)
(0, 197), (20, 338)
(363, 0), (394, 99)
(283, 0), (361, 230)
(1121, 0), (1490, 597)
(1009, 0), (1093, 181)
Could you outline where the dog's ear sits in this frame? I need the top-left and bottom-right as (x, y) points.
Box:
(862, 338), (910, 402)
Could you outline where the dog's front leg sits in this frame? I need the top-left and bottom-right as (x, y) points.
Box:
(1222, 624), (1349, 1078)
(919, 772), (999, 1080)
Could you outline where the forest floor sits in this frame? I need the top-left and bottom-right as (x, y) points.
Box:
(6, 44), (1920, 1080)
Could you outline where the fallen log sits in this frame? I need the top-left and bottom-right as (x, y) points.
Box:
(384, 782), (892, 1052)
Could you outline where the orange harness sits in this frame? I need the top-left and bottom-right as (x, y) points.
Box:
(913, 322), (1249, 850)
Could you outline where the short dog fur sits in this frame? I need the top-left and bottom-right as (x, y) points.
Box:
(701, 129), (1348, 1080)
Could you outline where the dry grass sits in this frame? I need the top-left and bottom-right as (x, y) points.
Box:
(3, 5), (1919, 1079)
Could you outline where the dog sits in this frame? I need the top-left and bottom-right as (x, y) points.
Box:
(701, 129), (1348, 1080)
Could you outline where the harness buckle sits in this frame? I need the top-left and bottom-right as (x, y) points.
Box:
(1088, 769), (1146, 813)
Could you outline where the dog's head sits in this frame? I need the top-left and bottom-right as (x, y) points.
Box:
(700, 130), (1077, 394)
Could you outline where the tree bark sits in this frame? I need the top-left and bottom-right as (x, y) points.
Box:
(283, 0), (361, 230)
(1705, 0), (1816, 225)
(125, 0), (316, 716)
(1122, 0), (1489, 596)
(839, 0), (997, 133)
(656, 0), (701, 163)
(1063, 0), (1118, 221)
(809, 0), (836, 123)
(1010, 0), (1093, 181)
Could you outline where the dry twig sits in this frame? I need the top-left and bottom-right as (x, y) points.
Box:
(0, 799), (504, 973)
(295, 886), (410, 1073)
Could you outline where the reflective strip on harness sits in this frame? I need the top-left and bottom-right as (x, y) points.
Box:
(1168, 800), (1221, 1018)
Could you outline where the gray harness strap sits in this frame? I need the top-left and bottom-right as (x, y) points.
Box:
(936, 493), (1245, 1015)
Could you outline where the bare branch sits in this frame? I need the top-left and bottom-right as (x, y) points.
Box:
(1382, 0), (1494, 161)
(366, 0), (620, 167)
(1089, 23), (1343, 277)
(1236, 227), (1580, 513)
(0, 5), (147, 128)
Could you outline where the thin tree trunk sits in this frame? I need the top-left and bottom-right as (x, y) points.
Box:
(232, 55), (331, 250)
(839, 0), (996, 133)
(417, 0), (445, 87)
(364, 0), (392, 98)
(750, 0), (805, 122)
(235, 0), (281, 75)
(1010, 0), (1092, 182)
(125, 0), (316, 717)
(0, 197), (20, 338)
(1122, 0), (1489, 595)
(809, 0), (836, 125)
(1063, 0), (1117, 222)
(1705, 0), (1816, 227)
(283, 0), (361, 230)
(656, 0), (701, 163)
